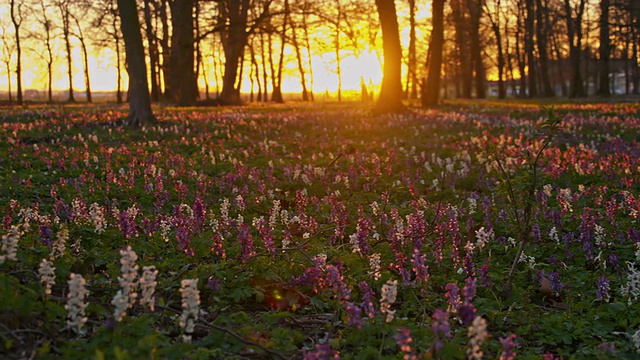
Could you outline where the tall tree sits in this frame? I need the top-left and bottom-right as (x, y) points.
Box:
(536, 0), (554, 96)
(422, 0), (445, 106)
(405, 0), (418, 99)
(143, 0), (161, 102)
(524, 0), (538, 97)
(451, 0), (472, 98)
(72, 14), (93, 103)
(168, 0), (198, 105)
(117, 0), (156, 126)
(0, 22), (15, 103)
(374, 0), (404, 113)
(565, 0), (587, 97)
(218, 0), (274, 105)
(10, 0), (23, 105)
(33, 0), (55, 102)
(57, 0), (76, 102)
(485, 0), (506, 98)
(468, 0), (486, 98)
(597, 0), (610, 96)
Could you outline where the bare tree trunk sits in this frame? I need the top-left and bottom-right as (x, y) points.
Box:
(407, 0), (417, 99)
(262, 33), (269, 102)
(302, 9), (314, 101)
(373, 0), (404, 113)
(58, 0), (75, 102)
(272, 0), (289, 103)
(565, 0), (587, 98)
(117, 0), (156, 127)
(72, 15), (92, 103)
(37, 0), (54, 102)
(515, 1), (527, 97)
(143, 0), (161, 102)
(168, 0), (197, 106)
(159, 0), (171, 100)
(468, 0), (485, 98)
(451, 0), (471, 98)
(536, 0), (554, 96)
(486, 0), (506, 98)
(525, 0), (538, 97)
(10, 0), (23, 105)
(597, 0), (610, 96)
(290, 10), (309, 101)
(335, 0), (343, 102)
(422, 0), (445, 106)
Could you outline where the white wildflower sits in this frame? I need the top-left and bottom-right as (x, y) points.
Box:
(51, 225), (69, 260)
(89, 203), (106, 233)
(38, 258), (56, 296)
(65, 273), (89, 332)
(0, 225), (20, 264)
(380, 280), (398, 323)
(111, 246), (139, 321)
(139, 265), (158, 311)
(180, 279), (200, 343)
(475, 227), (494, 249)
(467, 316), (488, 360)
(620, 261), (640, 305)
(368, 253), (381, 281)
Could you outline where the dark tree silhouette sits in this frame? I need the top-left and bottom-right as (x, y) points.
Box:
(167, 0), (198, 106)
(597, 0), (611, 96)
(10, 0), (23, 105)
(117, 0), (156, 126)
(374, 0), (404, 113)
(422, 0), (445, 106)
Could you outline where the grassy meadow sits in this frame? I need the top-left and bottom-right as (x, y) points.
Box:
(1, 100), (639, 359)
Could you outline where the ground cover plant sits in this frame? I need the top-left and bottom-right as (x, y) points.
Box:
(1, 101), (639, 359)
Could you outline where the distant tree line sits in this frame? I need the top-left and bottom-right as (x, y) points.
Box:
(1, 0), (639, 112)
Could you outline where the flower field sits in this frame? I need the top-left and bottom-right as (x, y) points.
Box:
(1, 101), (639, 359)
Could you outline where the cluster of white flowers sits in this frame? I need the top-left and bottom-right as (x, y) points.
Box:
(594, 224), (608, 247)
(467, 316), (488, 360)
(65, 273), (89, 333)
(370, 201), (380, 216)
(269, 200), (281, 229)
(51, 225), (69, 260)
(558, 188), (573, 213)
(0, 225), (20, 264)
(38, 258), (56, 296)
(89, 203), (106, 233)
(111, 246), (139, 322)
(549, 227), (560, 245)
(179, 279), (200, 343)
(220, 198), (231, 227)
(380, 280), (398, 323)
(71, 198), (88, 224)
(620, 261), (640, 305)
(475, 227), (494, 249)
(368, 253), (381, 281)
(468, 197), (477, 214)
(518, 251), (537, 269)
(139, 265), (159, 311)
(159, 219), (172, 242)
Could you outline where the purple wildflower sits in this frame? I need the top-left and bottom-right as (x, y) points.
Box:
(411, 249), (429, 284)
(445, 283), (461, 313)
(207, 277), (222, 292)
(324, 264), (351, 301)
(302, 344), (340, 360)
(478, 265), (492, 287)
(431, 309), (451, 353)
(596, 274), (610, 302)
(499, 334), (519, 360)
(344, 301), (362, 329)
(394, 327), (414, 355)
(237, 223), (256, 263)
(358, 282), (376, 318)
